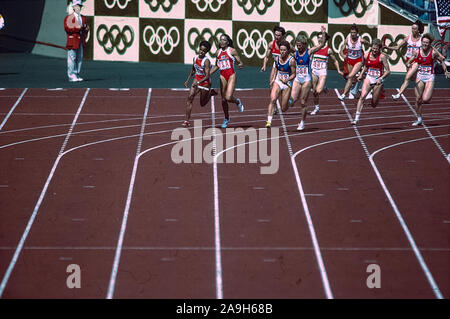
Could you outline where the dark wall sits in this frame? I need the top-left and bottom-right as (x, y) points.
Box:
(0, 0), (45, 52)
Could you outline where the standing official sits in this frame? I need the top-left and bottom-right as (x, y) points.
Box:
(64, 0), (89, 82)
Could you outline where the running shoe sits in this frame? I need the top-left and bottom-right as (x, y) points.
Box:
(392, 93), (400, 100)
(76, 77), (84, 82)
(182, 120), (190, 127)
(412, 119), (423, 126)
(366, 92), (372, 99)
(310, 107), (320, 115)
(296, 122), (305, 131)
(323, 86), (329, 94)
(338, 94), (345, 101)
(351, 119), (358, 125)
(221, 118), (230, 128)
(265, 121), (271, 128)
(348, 92), (355, 99)
(236, 98), (244, 112)
(273, 108), (278, 115)
(210, 88), (218, 96)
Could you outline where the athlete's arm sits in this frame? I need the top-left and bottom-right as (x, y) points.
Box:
(329, 49), (344, 76)
(386, 36), (406, 51)
(309, 26), (327, 55)
(230, 47), (244, 69)
(378, 53), (391, 84)
(261, 43), (273, 72)
(184, 65), (195, 88)
(406, 51), (418, 68)
(433, 48), (450, 78)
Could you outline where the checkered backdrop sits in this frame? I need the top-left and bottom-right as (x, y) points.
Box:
(74, 0), (418, 72)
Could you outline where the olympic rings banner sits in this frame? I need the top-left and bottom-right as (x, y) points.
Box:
(74, 0), (416, 72)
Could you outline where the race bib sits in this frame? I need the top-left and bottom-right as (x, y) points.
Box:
(367, 68), (380, 78)
(312, 60), (326, 70)
(348, 49), (361, 59)
(278, 72), (289, 81)
(218, 59), (231, 70)
(418, 65), (432, 75)
(296, 65), (309, 76)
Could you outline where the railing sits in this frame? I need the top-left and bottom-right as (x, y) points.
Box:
(379, 0), (436, 22)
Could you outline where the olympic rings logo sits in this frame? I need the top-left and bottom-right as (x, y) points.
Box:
(286, 0), (323, 15)
(381, 33), (407, 65)
(236, 29), (274, 59)
(187, 27), (226, 54)
(143, 25), (181, 55)
(333, 0), (373, 18)
(144, 0), (179, 12)
(96, 24), (134, 55)
(236, 0), (274, 15)
(331, 31), (373, 62)
(191, 0), (227, 13)
(104, 0), (132, 10)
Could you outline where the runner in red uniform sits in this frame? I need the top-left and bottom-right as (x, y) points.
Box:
(387, 20), (424, 100)
(210, 34), (245, 128)
(406, 33), (450, 126)
(338, 24), (370, 101)
(183, 41), (217, 127)
(352, 39), (390, 124)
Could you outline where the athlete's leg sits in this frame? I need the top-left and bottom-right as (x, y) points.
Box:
(394, 63), (419, 98)
(371, 82), (384, 108)
(341, 62), (362, 98)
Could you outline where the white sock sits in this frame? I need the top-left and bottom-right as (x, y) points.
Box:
(315, 105), (320, 110)
(267, 115), (273, 122)
(355, 112), (361, 121)
(417, 116), (422, 122)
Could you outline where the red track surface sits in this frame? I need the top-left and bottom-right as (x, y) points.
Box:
(0, 87), (448, 299)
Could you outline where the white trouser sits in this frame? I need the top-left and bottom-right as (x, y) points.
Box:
(67, 45), (83, 80)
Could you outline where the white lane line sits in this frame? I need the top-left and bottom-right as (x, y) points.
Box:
(277, 100), (334, 299)
(83, 185), (95, 189)
(2, 245), (450, 251)
(304, 194), (325, 197)
(337, 188), (349, 191)
(0, 185), (9, 188)
(257, 219), (271, 223)
(400, 90), (449, 164)
(327, 160), (338, 162)
(369, 134), (450, 299)
(211, 96), (224, 300)
(443, 221), (450, 224)
(337, 88), (445, 299)
(0, 88), (28, 131)
(106, 88), (152, 299)
(165, 219), (178, 222)
(0, 88), (90, 298)
(168, 186), (180, 190)
(253, 186), (265, 190)
(350, 220), (363, 223)
(335, 89), (371, 157)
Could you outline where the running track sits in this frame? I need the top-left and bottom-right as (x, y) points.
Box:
(0, 87), (448, 298)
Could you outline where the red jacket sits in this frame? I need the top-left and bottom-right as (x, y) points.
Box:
(64, 13), (88, 50)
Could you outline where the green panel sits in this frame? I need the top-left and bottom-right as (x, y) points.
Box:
(236, 0), (275, 15)
(329, 0), (374, 18)
(83, 16), (94, 60)
(95, 0), (138, 17)
(143, 0), (180, 13)
(139, 18), (184, 63)
(185, 0), (232, 20)
(281, 0), (328, 23)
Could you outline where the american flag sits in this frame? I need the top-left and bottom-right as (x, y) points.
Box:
(435, 0), (450, 37)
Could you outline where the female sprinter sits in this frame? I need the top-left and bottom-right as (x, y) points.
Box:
(388, 20), (424, 100)
(406, 33), (450, 126)
(310, 31), (343, 115)
(211, 34), (245, 128)
(338, 24), (370, 101)
(290, 26), (326, 131)
(351, 39), (390, 125)
(183, 40), (217, 127)
(265, 40), (296, 128)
